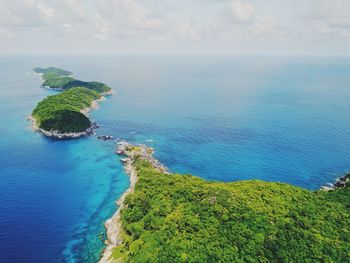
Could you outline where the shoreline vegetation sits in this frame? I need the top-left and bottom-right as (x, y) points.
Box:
(31, 67), (112, 139)
(100, 142), (170, 263)
(101, 142), (350, 262)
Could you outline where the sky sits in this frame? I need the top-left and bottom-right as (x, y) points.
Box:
(0, 0), (350, 55)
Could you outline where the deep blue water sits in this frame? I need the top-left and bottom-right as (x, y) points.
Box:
(0, 55), (350, 262)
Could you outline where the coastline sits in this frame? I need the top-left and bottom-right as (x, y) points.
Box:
(99, 150), (137, 263)
(29, 114), (95, 139)
(80, 95), (105, 115)
(99, 142), (169, 263)
(100, 142), (350, 262)
(29, 93), (109, 139)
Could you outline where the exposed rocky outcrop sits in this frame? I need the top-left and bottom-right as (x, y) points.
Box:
(320, 172), (350, 191)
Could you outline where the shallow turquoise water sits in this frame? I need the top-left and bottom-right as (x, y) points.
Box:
(0, 55), (350, 262)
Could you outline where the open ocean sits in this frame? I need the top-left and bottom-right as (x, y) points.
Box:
(0, 55), (350, 262)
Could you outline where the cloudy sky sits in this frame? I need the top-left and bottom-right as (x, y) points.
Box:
(1, 0), (350, 55)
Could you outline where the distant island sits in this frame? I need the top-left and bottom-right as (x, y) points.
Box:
(31, 67), (112, 139)
(33, 67), (111, 93)
(100, 142), (350, 263)
(33, 67), (73, 77)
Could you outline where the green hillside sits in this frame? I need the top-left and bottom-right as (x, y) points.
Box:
(35, 67), (111, 93)
(33, 67), (73, 76)
(32, 87), (101, 133)
(42, 73), (75, 90)
(113, 159), (350, 262)
(31, 67), (112, 135)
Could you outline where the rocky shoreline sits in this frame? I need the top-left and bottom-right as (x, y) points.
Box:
(30, 90), (112, 139)
(29, 114), (98, 139)
(31, 69), (113, 139)
(29, 96), (104, 139)
(99, 141), (169, 263)
(320, 172), (350, 191)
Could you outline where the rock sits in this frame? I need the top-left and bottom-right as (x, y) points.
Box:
(320, 172), (350, 191)
(320, 186), (334, 192)
(120, 158), (129, 164)
(334, 181), (346, 188)
(91, 122), (99, 129)
(116, 141), (170, 174)
(97, 135), (114, 140)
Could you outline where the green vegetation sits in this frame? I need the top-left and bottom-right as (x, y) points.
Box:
(114, 159), (350, 262)
(59, 79), (111, 93)
(31, 67), (112, 135)
(34, 67), (111, 93)
(33, 67), (72, 76)
(32, 87), (101, 133)
(42, 73), (75, 90)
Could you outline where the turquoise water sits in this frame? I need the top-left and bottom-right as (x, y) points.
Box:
(0, 55), (350, 262)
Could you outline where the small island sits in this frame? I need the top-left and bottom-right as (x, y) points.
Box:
(100, 142), (350, 263)
(33, 67), (73, 77)
(31, 67), (112, 139)
(33, 67), (111, 93)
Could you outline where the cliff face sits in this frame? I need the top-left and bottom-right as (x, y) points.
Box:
(103, 142), (350, 263)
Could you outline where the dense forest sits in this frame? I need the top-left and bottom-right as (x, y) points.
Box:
(35, 67), (111, 93)
(32, 67), (111, 134)
(33, 67), (73, 76)
(113, 159), (350, 262)
(32, 87), (101, 133)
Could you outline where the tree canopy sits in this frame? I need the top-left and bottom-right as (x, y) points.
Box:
(34, 67), (111, 93)
(113, 159), (350, 262)
(32, 87), (101, 133)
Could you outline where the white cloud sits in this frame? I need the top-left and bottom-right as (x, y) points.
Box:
(0, 1), (42, 27)
(36, 2), (55, 18)
(248, 15), (287, 40)
(219, 1), (287, 40)
(174, 19), (201, 41)
(229, 0), (255, 24)
(266, 0), (350, 55)
(0, 0), (349, 54)
(95, 0), (163, 34)
(0, 28), (15, 39)
(293, 0), (350, 36)
(0, 0), (165, 40)
(307, 0), (350, 21)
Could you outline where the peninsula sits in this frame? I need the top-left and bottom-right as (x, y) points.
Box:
(31, 67), (112, 139)
(101, 142), (350, 262)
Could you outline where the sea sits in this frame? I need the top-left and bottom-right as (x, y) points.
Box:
(0, 55), (349, 262)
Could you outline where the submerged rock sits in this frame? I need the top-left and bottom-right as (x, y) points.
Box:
(97, 135), (114, 141)
(120, 158), (129, 164)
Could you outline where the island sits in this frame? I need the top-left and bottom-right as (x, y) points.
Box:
(33, 67), (73, 77)
(33, 67), (111, 93)
(31, 67), (112, 139)
(100, 142), (350, 263)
